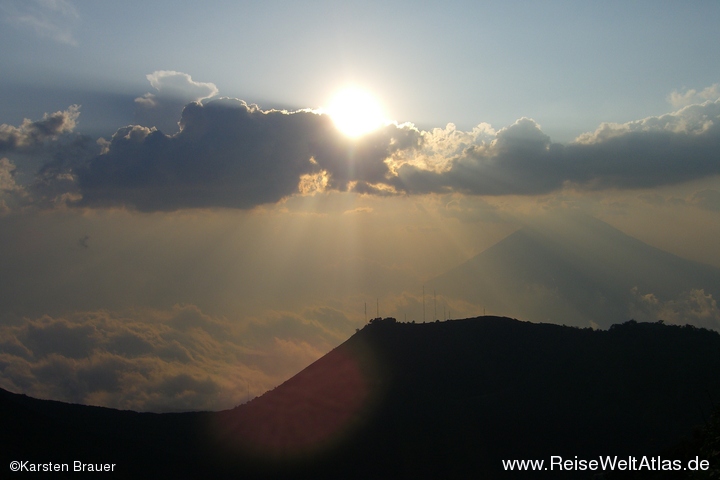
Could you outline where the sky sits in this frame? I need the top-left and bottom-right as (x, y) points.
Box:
(1, 0), (720, 412)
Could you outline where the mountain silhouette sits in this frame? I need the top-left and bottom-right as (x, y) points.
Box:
(429, 214), (720, 328)
(2, 316), (719, 479)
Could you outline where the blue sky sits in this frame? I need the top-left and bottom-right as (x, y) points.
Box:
(2, 1), (719, 140)
(1, 0), (720, 411)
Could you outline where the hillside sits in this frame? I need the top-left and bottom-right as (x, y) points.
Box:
(3, 316), (720, 479)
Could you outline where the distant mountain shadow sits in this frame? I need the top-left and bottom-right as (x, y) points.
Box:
(429, 214), (720, 329)
(2, 317), (720, 479)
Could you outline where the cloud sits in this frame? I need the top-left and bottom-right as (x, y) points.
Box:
(0, 105), (80, 152)
(21, 95), (720, 212)
(629, 288), (720, 331)
(668, 83), (720, 108)
(1, 0), (79, 45)
(73, 98), (421, 211)
(0, 158), (19, 192)
(390, 122), (496, 173)
(0, 106), (101, 210)
(0, 105), (100, 211)
(391, 117), (560, 195)
(391, 100), (720, 196)
(134, 71), (219, 133)
(0, 304), (352, 411)
(144, 70), (219, 102)
(0, 157), (33, 212)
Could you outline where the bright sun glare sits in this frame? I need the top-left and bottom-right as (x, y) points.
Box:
(325, 88), (385, 138)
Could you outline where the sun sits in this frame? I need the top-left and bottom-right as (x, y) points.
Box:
(325, 87), (386, 138)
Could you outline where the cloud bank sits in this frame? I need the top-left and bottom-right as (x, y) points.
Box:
(80, 97), (720, 211)
(4, 88), (719, 213)
(0, 304), (353, 412)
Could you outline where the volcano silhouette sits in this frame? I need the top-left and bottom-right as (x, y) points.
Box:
(429, 213), (720, 328)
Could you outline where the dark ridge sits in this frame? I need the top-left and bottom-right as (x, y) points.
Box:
(2, 316), (720, 479)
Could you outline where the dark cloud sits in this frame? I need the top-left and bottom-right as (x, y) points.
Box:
(25, 133), (101, 208)
(22, 319), (99, 359)
(0, 106), (96, 210)
(73, 98), (421, 211)
(395, 118), (562, 195)
(562, 117), (720, 191)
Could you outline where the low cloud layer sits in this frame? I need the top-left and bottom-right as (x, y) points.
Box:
(0, 304), (354, 412)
